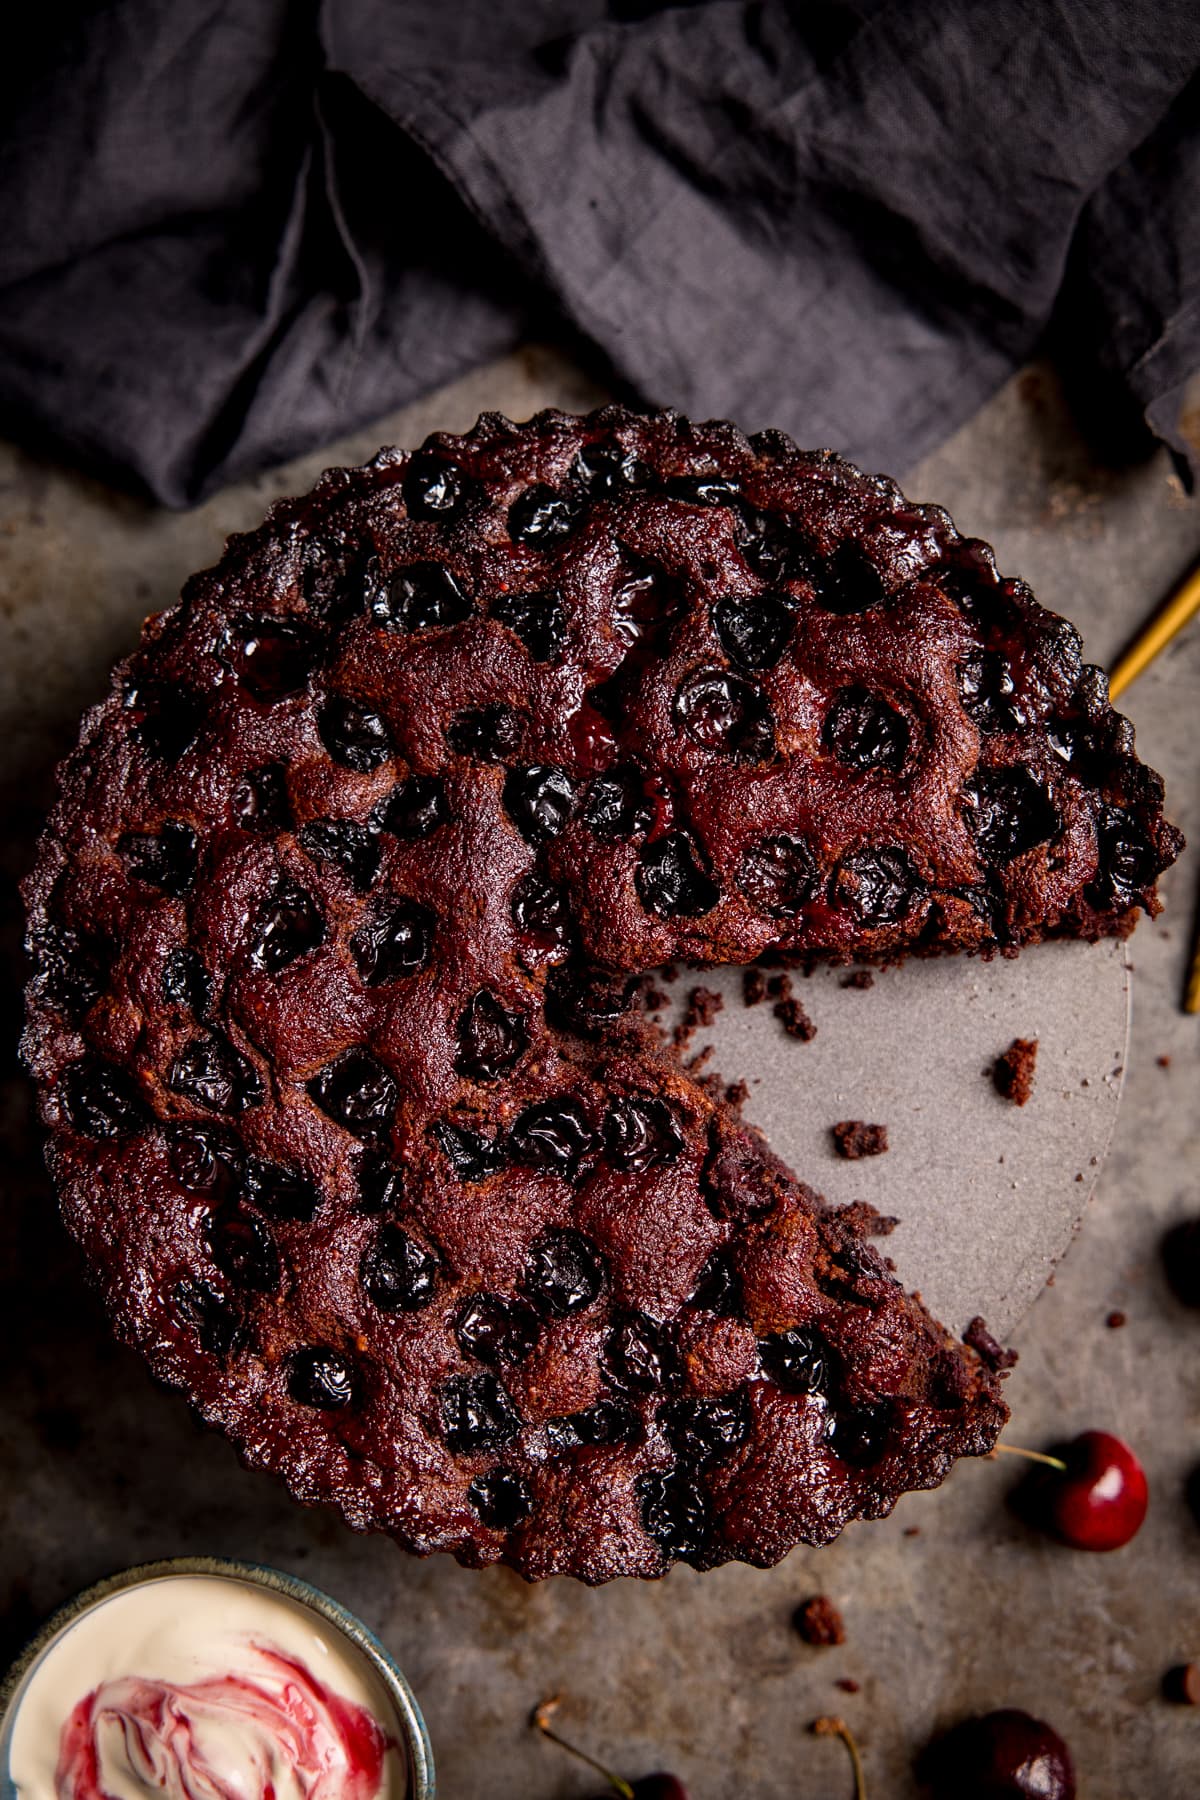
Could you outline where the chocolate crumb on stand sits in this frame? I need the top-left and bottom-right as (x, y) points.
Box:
(742, 967), (768, 1007)
(775, 995), (818, 1041)
(964, 1316), (1019, 1372)
(673, 983), (724, 1050)
(992, 1036), (1039, 1105)
(794, 1594), (847, 1647)
(766, 971), (817, 1040)
(833, 1121), (889, 1160)
(685, 985), (724, 1028)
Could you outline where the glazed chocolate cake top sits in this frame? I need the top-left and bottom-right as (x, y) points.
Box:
(22, 406), (1179, 1581)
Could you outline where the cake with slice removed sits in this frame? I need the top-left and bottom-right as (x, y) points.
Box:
(22, 406), (1181, 1581)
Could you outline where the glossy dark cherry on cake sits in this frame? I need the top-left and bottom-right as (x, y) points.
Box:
(22, 407), (1181, 1583)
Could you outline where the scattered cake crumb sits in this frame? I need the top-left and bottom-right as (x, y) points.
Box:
(992, 1036), (1038, 1105)
(685, 1044), (715, 1073)
(835, 1678), (861, 1694)
(903, 1526), (921, 1538)
(839, 969), (875, 990)
(964, 1316), (1019, 1371)
(793, 1595), (846, 1647)
(1106, 1310), (1127, 1329)
(743, 968), (768, 1006)
(725, 1079), (750, 1111)
(832, 1120), (888, 1160)
(775, 997), (817, 1041)
(686, 985), (724, 1028)
(767, 972), (793, 1000)
(674, 985), (725, 1051)
(643, 983), (670, 1013)
(1074, 1172), (1084, 1183)
(840, 1200), (899, 1238)
(1157, 1054), (1171, 1068)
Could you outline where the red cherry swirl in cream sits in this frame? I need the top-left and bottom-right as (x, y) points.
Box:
(53, 1640), (392, 1800)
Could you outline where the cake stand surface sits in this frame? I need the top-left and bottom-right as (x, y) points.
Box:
(663, 937), (1130, 1343)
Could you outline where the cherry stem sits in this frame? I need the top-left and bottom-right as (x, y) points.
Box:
(993, 1443), (1069, 1473)
(812, 1717), (867, 1800)
(532, 1699), (635, 1799)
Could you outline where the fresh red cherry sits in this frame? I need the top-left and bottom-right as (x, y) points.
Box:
(1009, 1430), (1148, 1551)
(920, 1709), (1076, 1799)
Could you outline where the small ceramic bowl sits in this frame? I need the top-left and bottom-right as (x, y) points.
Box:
(0, 1556), (434, 1799)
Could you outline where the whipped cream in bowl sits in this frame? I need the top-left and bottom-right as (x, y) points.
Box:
(0, 1560), (433, 1800)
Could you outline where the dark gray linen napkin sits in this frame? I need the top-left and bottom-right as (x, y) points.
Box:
(1, 1), (1197, 506)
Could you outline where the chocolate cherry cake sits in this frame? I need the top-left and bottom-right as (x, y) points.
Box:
(22, 406), (1181, 1583)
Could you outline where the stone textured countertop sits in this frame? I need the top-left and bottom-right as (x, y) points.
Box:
(1, 347), (1197, 1798)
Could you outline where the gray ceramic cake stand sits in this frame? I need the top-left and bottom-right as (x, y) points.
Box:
(661, 936), (1129, 1340)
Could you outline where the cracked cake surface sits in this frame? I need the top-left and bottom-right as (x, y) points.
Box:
(21, 406), (1181, 1582)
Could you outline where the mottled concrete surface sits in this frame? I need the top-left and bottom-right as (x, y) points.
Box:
(1, 348), (1198, 1798)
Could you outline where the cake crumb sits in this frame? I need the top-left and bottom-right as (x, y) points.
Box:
(838, 1200), (898, 1238)
(685, 985), (724, 1028)
(725, 1079), (750, 1111)
(839, 969), (875, 990)
(685, 1044), (715, 1074)
(793, 1595), (846, 1647)
(1106, 1310), (1127, 1329)
(903, 1526), (921, 1538)
(743, 968), (768, 1007)
(835, 1678), (861, 1694)
(992, 1036), (1038, 1105)
(1157, 1054), (1171, 1069)
(775, 997), (817, 1042)
(964, 1315), (1019, 1371)
(832, 1120), (888, 1160)
(660, 963), (679, 983)
(642, 983), (670, 1013)
(767, 972), (793, 1000)
(674, 984), (725, 1051)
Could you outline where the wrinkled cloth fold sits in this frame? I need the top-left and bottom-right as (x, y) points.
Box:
(1, 1), (1197, 507)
